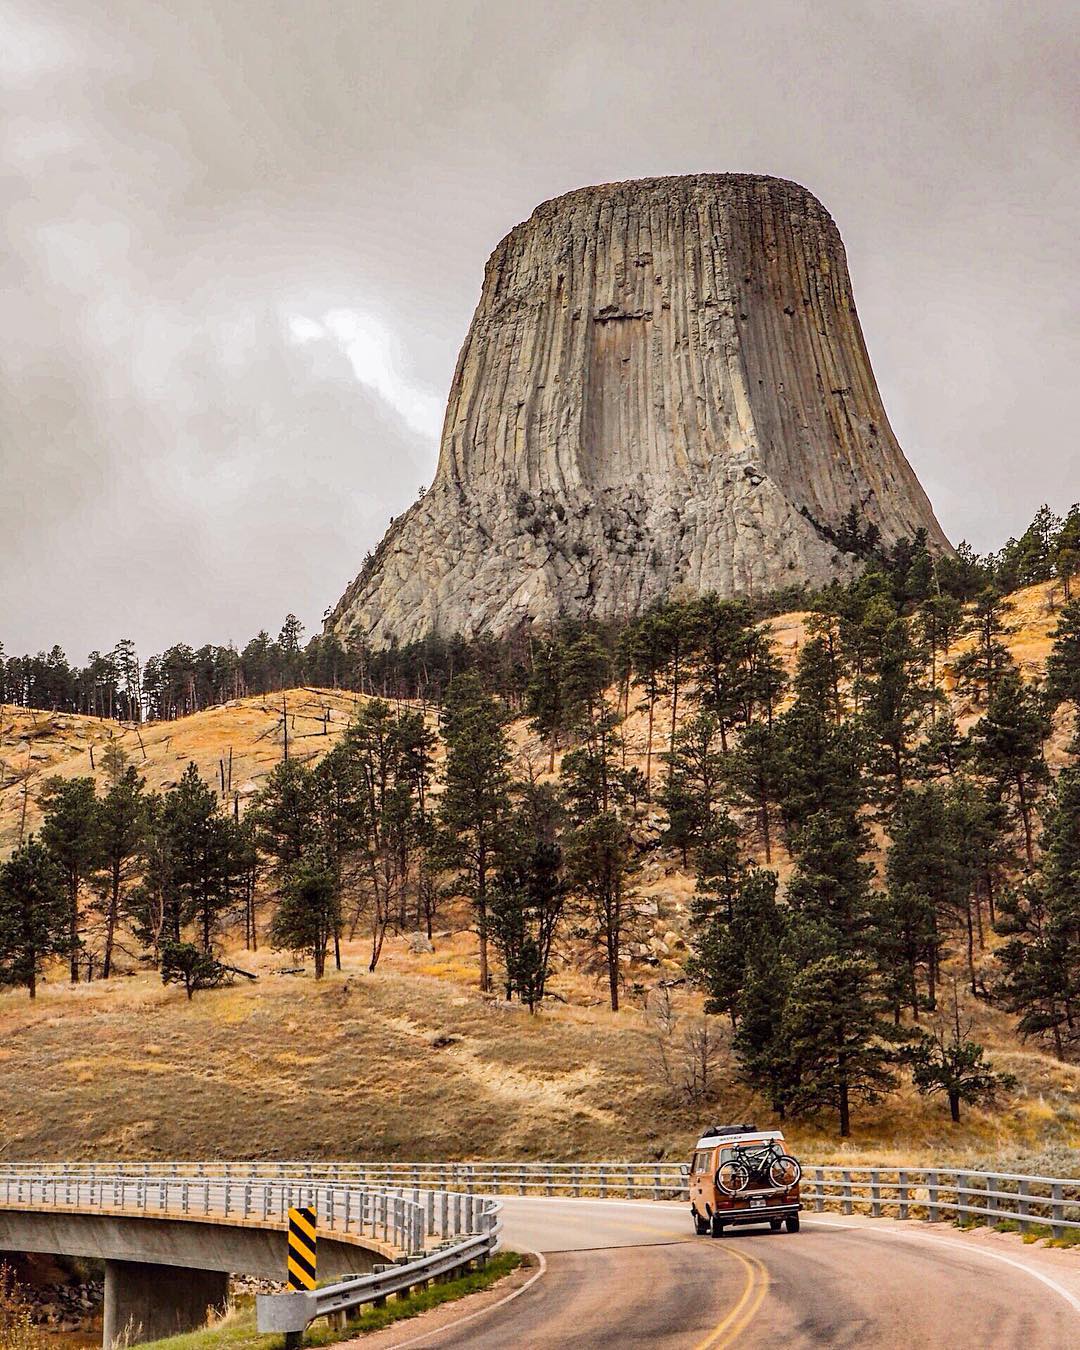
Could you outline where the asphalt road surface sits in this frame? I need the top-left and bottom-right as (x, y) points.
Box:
(406, 1197), (1080, 1348)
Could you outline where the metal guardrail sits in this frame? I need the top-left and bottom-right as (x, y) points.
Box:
(8, 1160), (1078, 1235)
(257, 1233), (498, 1334)
(800, 1166), (1080, 1237)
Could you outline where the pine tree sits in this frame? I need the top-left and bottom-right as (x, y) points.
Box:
(1052, 504), (1080, 601)
(786, 808), (876, 952)
(564, 809), (635, 1013)
(162, 764), (245, 953)
(907, 987), (1016, 1122)
(727, 870), (799, 1117)
(630, 608), (670, 790)
(953, 590), (1013, 704)
(971, 668), (1050, 867)
(688, 595), (759, 750)
(562, 710), (638, 1012)
(0, 837), (68, 998)
(438, 673), (513, 992)
(995, 880), (1073, 1059)
(782, 951), (899, 1137)
(38, 777), (99, 982)
(996, 766), (1080, 1056)
(160, 940), (229, 999)
(1046, 600), (1080, 711)
(731, 721), (784, 863)
(660, 711), (727, 864)
(884, 785), (966, 1009)
(94, 766), (147, 978)
(270, 862), (339, 978)
(687, 823), (749, 1026)
(862, 608), (926, 799)
(525, 636), (566, 772)
(488, 781), (566, 1010)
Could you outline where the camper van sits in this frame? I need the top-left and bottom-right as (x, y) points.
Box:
(689, 1123), (802, 1236)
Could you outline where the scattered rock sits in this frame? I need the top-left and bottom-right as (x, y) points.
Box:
(407, 931), (435, 954)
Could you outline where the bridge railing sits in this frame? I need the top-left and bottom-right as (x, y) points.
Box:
(2, 1161), (690, 1201)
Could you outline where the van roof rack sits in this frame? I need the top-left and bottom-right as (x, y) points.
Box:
(701, 1123), (759, 1137)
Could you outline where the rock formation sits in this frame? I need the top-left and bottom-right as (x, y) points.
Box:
(329, 174), (949, 646)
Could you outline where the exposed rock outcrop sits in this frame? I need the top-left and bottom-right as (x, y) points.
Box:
(330, 174), (949, 646)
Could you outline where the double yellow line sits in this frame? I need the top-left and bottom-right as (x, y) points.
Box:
(694, 1242), (770, 1350)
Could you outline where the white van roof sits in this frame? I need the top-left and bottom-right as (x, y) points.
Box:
(695, 1127), (784, 1150)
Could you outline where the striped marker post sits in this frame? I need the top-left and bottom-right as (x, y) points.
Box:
(287, 1206), (317, 1291)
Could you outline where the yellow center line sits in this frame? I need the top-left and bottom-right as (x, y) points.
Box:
(693, 1244), (770, 1350)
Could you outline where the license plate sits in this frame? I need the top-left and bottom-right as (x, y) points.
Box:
(749, 1198), (766, 1209)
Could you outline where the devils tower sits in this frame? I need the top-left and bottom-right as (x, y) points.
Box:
(329, 174), (949, 646)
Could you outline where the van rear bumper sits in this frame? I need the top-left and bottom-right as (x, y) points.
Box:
(714, 1202), (802, 1224)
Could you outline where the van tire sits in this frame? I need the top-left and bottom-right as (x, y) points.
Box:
(769, 1218), (783, 1232)
(785, 1213), (800, 1233)
(711, 1215), (725, 1237)
(693, 1209), (709, 1235)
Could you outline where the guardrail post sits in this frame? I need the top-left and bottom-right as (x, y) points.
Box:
(927, 1171), (939, 1223)
(1017, 1178), (1030, 1230)
(958, 1173), (971, 1226)
(814, 1168), (824, 1212)
(842, 1170), (852, 1216)
(653, 1166), (661, 1201)
(440, 1191), (449, 1238)
(898, 1170), (909, 1221)
(1051, 1183), (1064, 1239)
(870, 1172), (881, 1218)
(599, 1165), (607, 1200)
(987, 1175), (998, 1228)
(572, 1165), (581, 1198)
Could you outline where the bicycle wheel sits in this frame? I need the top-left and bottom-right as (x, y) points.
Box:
(768, 1154), (802, 1188)
(716, 1160), (751, 1195)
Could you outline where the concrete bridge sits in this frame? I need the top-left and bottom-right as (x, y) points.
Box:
(0, 1172), (466, 1345)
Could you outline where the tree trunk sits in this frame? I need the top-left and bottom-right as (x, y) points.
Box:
(645, 695), (655, 792)
(948, 1089), (961, 1123)
(69, 876), (80, 984)
(839, 1081), (850, 1138)
(1016, 773), (1034, 867)
(103, 862), (121, 979)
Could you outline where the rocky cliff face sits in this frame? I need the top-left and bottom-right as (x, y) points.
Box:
(330, 174), (949, 646)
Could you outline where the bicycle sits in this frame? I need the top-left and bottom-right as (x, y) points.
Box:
(715, 1141), (801, 1195)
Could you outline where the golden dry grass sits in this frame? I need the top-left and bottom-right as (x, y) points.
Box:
(2, 922), (1077, 1166)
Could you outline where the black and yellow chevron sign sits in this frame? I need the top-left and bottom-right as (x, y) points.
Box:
(287, 1206), (317, 1290)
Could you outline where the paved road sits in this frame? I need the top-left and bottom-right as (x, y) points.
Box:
(414, 1197), (1080, 1348)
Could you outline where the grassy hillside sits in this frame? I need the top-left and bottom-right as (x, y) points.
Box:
(1, 582), (1078, 1167)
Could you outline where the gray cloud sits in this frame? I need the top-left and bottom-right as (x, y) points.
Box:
(2, 0), (1076, 659)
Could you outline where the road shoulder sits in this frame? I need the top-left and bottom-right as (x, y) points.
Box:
(336, 1252), (543, 1349)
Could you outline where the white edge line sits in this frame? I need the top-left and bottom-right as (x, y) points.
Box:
(803, 1217), (1080, 1316)
(385, 1246), (548, 1349)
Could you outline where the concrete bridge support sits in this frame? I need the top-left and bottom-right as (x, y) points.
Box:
(102, 1260), (229, 1348)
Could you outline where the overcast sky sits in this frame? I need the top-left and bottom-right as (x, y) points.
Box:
(2, 1), (1076, 661)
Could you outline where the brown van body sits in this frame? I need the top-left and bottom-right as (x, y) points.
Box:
(689, 1127), (802, 1235)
